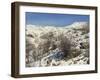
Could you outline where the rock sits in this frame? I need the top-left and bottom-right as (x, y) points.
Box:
(49, 49), (65, 61)
(40, 48), (66, 66)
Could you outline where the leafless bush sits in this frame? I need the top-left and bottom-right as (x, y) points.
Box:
(55, 33), (72, 57)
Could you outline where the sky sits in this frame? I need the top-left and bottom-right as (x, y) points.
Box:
(26, 12), (89, 27)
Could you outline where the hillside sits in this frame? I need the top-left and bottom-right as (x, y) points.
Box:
(25, 22), (89, 67)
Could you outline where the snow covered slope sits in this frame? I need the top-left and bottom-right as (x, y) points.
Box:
(25, 22), (89, 67)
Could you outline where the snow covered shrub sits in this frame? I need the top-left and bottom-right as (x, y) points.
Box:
(55, 33), (72, 57)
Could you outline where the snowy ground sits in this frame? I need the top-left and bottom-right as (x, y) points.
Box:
(25, 22), (89, 67)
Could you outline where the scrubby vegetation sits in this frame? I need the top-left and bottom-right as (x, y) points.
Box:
(25, 22), (89, 67)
